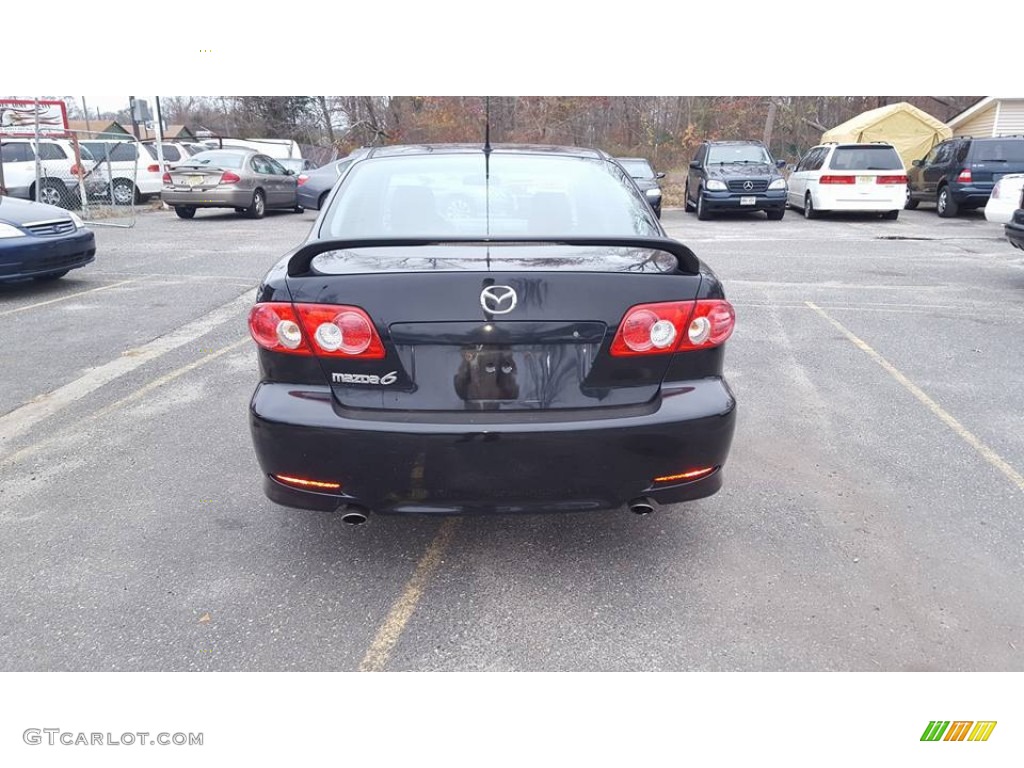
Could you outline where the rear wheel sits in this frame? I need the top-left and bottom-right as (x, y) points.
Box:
(175, 205), (196, 219)
(804, 192), (819, 219)
(246, 189), (266, 219)
(937, 185), (958, 218)
(696, 190), (711, 220)
(882, 210), (899, 220)
(33, 180), (70, 208)
(767, 208), (785, 221)
(904, 188), (919, 210)
(684, 183), (696, 212)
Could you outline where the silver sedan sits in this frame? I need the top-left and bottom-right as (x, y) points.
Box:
(161, 149), (301, 219)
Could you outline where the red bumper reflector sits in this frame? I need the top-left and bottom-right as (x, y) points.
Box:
(273, 474), (342, 491)
(653, 467), (717, 484)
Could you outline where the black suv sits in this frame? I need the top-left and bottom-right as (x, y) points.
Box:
(685, 140), (787, 220)
(907, 135), (1024, 217)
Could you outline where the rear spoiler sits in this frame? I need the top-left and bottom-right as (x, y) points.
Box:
(286, 237), (701, 277)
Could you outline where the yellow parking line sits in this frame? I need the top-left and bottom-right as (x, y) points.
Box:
(806, 301), (1024, 493)
(0, 279), (137, 317)
(359, 518), (460, 672)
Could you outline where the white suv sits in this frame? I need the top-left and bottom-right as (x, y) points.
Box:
(0, 138), (103, 208)
(787, 142), (907, 220)
(80, 140), (167, 205)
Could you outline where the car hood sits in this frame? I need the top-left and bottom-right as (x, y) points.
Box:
(0, 195), (74, 226)
(706, 163), (777, 180)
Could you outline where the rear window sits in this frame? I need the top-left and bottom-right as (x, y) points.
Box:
(828, 146), (903, 171)
(83, 142), (139, 162)
(971, 140), (1024, 163)
(320, 153), (660, 239)
(180, 151), (246, 169)
(158, 144), (181, 162)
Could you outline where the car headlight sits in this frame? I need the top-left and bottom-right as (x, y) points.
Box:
(0, 222), (27, 239)
(644, 188), (662, 198)
(706, 180), (727, 191)
(69, 213), (86, 229)
(768, 178), (787, 190)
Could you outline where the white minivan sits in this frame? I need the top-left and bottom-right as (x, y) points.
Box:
(787, 142), (907, 220)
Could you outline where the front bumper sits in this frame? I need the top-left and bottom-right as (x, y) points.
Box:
(0, 229), (96, 281)
(161, 186), (254, 208)
(701, 189), (786, 211)
(250, 379), (736, 515)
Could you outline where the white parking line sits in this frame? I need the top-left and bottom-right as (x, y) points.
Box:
(0, 279), (138, 318)
(0, 290), (253, 453)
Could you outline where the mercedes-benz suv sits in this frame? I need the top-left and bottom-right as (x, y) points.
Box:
(684, 140), (787, 221)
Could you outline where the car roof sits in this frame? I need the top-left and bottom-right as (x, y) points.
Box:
(363, 143), (608, 160)
(705, 140), (766, 145)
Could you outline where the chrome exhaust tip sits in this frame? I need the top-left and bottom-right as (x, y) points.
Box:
(628, 497), (658, 516)
(340, 505), (370, 526)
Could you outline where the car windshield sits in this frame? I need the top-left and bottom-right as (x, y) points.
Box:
(180, 151), (246, 169)
(972, 140), (1024, 163)
(828, 146), (903, 171)
(707, 145), (771, 164)
(618, 159), (655, 178)
(320, 152), (660, 239)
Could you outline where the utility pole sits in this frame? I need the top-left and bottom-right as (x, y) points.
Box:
(129, 96), (140, 138)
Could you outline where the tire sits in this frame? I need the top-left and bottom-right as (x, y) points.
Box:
(175, 205), (197, 219)
(804, 192), (819, 220)
(767, 208), (785, 221)
(937, 185), (958, 218)
(317, 192), (329, 210)
(112, 179), (137, 206)
(246, 189), (266, 219)
(684, 184), (696, 212)
(33, 180), (70, 208)
(696, 189), (711, 220)
(904, 188), (919, 210)
(293, 205), (305, 214)
(882, 210), (899, 221)
(34, 270), (69, 281)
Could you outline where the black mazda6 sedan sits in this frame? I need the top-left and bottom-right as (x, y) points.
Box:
(248, 144), (736, 522)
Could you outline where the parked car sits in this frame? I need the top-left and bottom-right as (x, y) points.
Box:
(684, 140), (787, 220)
(787, 142), (906, 220)
(1005, 183), (1024, 250)
(907, 135), (1024, 217)
(985, 174), (1024, 224)
(80, 140), (167, 205)
(1, 137), (104, 208)
(295, 150), (370, 211)
(615, 157), (665, 217)
(247, 144), (736, 522)
(0, 195), (96, 282)
(141, 141), (198, 169)
(279, 158), (318, 175)
(161, 149), (301, 219)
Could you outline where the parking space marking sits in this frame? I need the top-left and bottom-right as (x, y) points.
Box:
(359, 518), (460, 672)
(0, 290), (253, 453)
(0, 279), (138, 318)
(807, 301), (1024, 493)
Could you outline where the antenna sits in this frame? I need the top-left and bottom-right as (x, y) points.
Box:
(484, 96), (491, 243)
(484, 96), (492, 155)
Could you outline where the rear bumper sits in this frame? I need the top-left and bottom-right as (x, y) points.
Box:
(949, 183), (992, 208)
(814, 185), (905, 212)
(296, 186), (323, 210)
(250, 379), (737, 515)
(161, 187), (253, 208)
(1006, 217), (1024, 250)
(701, 190), (786, 211)
(0, 230), (96, 281)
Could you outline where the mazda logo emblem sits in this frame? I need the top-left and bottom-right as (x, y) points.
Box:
(743, 180), (754, 191)
(480, 285), (517, 314)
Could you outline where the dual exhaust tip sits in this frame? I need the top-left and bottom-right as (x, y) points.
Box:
(338, 499), (658, 523)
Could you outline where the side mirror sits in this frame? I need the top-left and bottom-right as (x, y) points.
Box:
(776, 160), (787, 169)
(689, 160), (700, 170)
(655, 171), (666, 179)
(912, 159), (922, 167)
(284, 169), (295, 176)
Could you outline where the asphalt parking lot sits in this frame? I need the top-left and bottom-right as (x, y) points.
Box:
(1, 204), (1022, 671)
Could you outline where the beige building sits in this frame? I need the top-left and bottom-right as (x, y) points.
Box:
(947, 97), (1024, 137)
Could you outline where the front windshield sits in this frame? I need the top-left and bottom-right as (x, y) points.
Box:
(180, 151), (246, 169)
(320, 153), (660, 239)
(706, 144), (772, 164)
(619, 159), (655, 179)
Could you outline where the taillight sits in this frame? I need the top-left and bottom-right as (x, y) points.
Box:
(876, 175), (908, 185)
(957, 168), (972, 183)
(248, 303), (385, 359)
(220, 171), (241, 185)
(991, 181), (1002, 199)
(818, 175), (855, 185)
(610, 299), (735, 357)
(162, 172), (171, 184)
(147, 163), (161, 173)
(297, 174), (309, 186)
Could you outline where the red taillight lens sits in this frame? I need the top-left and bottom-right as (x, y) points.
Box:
(876, 175), (908, 185)
(610, 299), (735, 357)
(248, 303), (385, 359)
(297, 174), (309, 186)
(991, 181), (1002, 199)
(957, 168), (972, 183)
(220, 171), (241, 185)
(162, 172), (171, 184)
(819, 175), (855, 185)
(653, 466), (717, 485)
(273, 474), (342, 492)
(147, 163), (161, 173)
